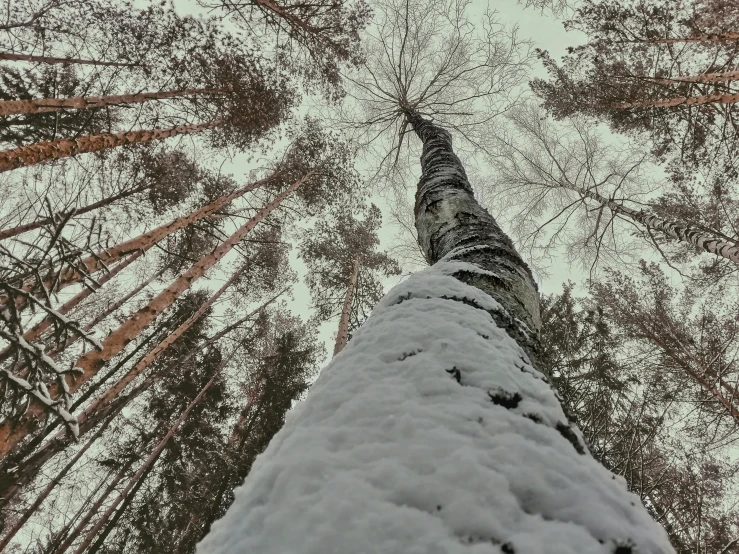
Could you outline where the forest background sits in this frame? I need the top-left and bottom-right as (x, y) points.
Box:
(0, 0), (737, 552)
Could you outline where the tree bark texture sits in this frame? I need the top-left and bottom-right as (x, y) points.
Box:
(333, 255), (360, 356)
(0, 88), (227, 116)
(0, 52), (137, 67)
(0, 120), (224, 173)
(0, 173), (310, 460)
(196, 114), (674, 553)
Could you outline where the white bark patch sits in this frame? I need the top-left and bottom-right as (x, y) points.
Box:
(197, 262), (674, 554)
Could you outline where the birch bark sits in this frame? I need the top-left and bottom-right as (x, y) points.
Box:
(332, 255), (360, 356)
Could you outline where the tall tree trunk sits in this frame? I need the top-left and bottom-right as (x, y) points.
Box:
(0, 88), (227, 117)
(615, 91), (739, 109)
(51, 447), (144, 554)
(644, 33), (739, 44)
(69, 368), (221, 554)
(652, 69), (739, 85)
(333, 255), (360, 356)
(0, 180), (157, 241)
(0, 52), (138, 67)
(196, 112), (675, 553)
(0, 119), (224, 173)
(4, 171), (280, 307)
(0, 176), (309, 459)
(560, 182), (739, 264)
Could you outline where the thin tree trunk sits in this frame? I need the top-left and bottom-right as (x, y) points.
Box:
(4, 171), (280, 308)
(0, 174), (308, 458)
(0, 88), (227, 117)
(0, 52), (138, 67)
(252, 0), (316, 33)
(0, 181), (157, 241)
(70, 368), (221, 554)
(52, 447), (144, 554)
(0, 119), (224, 173)
(562, 183), (739, 264)
(0, 396), (126, 551)
(644, 33), (739, 44)
(615, 91), (739, 109)
(652, 69), (739, 85)
(195, 112), (675, 553)
(333, 255), (360, 356)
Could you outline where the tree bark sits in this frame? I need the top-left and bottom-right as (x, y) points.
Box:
(70, 368), (221, 554)
(615, 91), (739, 109)
(561, 183), (739, 264)
(333, 255), (360, 356)
(0, 174), (310, 459)
(196, 112), (674, 553)
(0, 119), (224, 173)
(0, 52), (138, 67)
(0, 88), (227, 117)
(0, 181), (157, 241)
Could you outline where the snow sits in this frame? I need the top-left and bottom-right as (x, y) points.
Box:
(197, 260), (675, 554)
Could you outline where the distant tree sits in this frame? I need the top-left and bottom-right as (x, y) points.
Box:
(299, 204), (400, 354)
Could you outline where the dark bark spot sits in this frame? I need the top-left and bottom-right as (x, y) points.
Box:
(613, 542), (634, 554)
(398, 349), (422, 361)
(445, 367), (461, 384)
(436, 505), (442, 511)
(488, 388), (522, 409)
(501, 543), (515, 554)
(555, 422), (586, 455)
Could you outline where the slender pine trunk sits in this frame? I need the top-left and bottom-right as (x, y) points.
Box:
(0, 176), (309, 460)
(0, 119), (224, 173)
(0, 52), (138, 67)
(0, 181), (156, 240)
(196, 112), (675, 554)
(615, 91), (739, 109)
(333, 255), (360, 356)
(0, 88), (227, 117)
(652, 69), (739, 85)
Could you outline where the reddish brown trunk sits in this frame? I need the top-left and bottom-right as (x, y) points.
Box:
(252, 0), (316, 33)
(0, 182), (156, 241)
(69, 369), (221, 554)
(333, 255), (360, 356)
(4, 171), (280, 308)
(0, 52), (138, 67)
(652, 70), (739, 85)
(0, 88), (227, 117)
(615, 92), (739, 109)
(0, 119), (223, 173)
(0, 173), (311, 458)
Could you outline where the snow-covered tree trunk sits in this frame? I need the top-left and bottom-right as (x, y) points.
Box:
(197, 113), (674, 554)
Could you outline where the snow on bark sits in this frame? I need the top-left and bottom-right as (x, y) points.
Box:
(198, 113), (673, 553)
